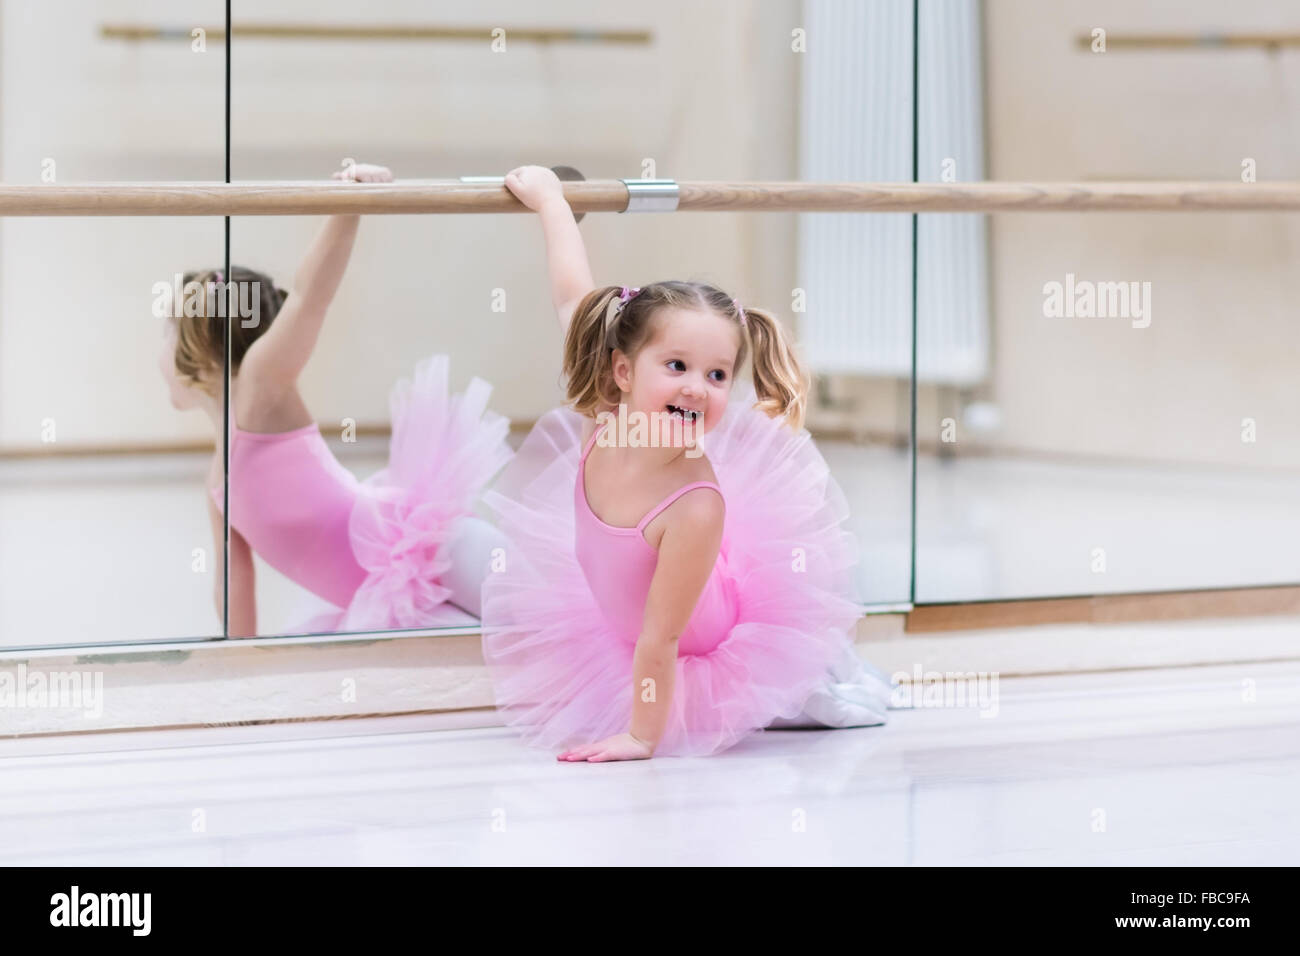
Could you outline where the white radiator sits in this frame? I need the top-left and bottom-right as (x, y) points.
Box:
(798, 0), (990, 387)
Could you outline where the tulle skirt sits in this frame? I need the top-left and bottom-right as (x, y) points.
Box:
(302, 354), (513, 632)
(479, 387), (867, 756)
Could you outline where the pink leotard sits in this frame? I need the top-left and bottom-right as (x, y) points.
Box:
(574, 421), (738, 656)
(210, 423), (367, 608)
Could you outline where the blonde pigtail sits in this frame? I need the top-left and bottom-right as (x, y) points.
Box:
(562, 286), (625, 418)
(741, 306), (810, 430)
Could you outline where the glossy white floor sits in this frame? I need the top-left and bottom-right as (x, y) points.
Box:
(2, 659), (1297, 865)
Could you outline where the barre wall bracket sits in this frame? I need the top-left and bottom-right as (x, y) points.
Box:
(620, 179), (679, 213)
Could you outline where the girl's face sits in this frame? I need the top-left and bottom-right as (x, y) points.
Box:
(612, 305), (739, 445)
(158, 319), (202, 410)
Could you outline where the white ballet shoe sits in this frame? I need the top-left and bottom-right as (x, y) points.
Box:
(765, 648), (910, 729)
(767, 678), (892, 730)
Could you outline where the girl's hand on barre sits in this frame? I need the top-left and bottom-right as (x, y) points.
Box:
(504, 165), (566, 212)
(332, 162), (393, 183)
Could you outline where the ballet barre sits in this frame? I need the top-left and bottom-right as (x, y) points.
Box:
(2, 180), (1300, 216)
(101, 23), (653, 46)
(1073, 32), (1300, 51)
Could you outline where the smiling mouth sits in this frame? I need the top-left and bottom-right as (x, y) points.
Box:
(666, 404), (702, 422)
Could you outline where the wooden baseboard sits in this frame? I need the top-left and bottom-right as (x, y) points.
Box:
(906, 585), (1300, 633)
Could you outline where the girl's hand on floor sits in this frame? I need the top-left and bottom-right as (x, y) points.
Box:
(504, 165), (565, 212)
(332, 162), (393, 183)
(558, 733), (654, 763)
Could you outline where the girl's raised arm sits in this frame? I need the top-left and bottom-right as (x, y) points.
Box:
(504, 165), (595, 333)
(239, 163), (391, 387)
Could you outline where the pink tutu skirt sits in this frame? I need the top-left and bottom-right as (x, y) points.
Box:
(479, 387), (864, 756)
(298, 355), (512, 632)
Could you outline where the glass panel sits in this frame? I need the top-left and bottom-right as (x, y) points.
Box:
(226, 0), (915, 638)
(0, 1), (226, 647)
(800, 0), (916, 604)
(915, 0), (1300, 601)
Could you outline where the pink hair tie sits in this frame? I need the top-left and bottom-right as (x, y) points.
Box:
(733, 298), (747, 328)
(214, 270), (224, 283)
(612, 286), (640, 321)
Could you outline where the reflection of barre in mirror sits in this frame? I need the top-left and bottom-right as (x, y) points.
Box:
(160, 162), (512, 638)
(479, 166), (895, 762)
(100, 22), (655, 46)
(7, 179), (1300, 217)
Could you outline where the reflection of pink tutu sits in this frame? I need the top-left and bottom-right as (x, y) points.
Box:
(480, 386), (863, 756)
(217, 354), (512, 633)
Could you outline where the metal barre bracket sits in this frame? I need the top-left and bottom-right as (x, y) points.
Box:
(620, 179), (679, 213)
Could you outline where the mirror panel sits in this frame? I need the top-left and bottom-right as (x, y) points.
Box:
(914, 0), (1300, 601)
(0, 0), (226, 647)
(227, 0), (915, 637)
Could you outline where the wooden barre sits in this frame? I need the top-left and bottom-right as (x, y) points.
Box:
(2, 181), (1300, 216)
(101, 23), (653, 46)
(1074, 32), (1300, 51)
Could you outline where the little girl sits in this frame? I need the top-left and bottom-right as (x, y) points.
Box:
(479, 166), (891, 760)
(159, 162), (512, 637)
